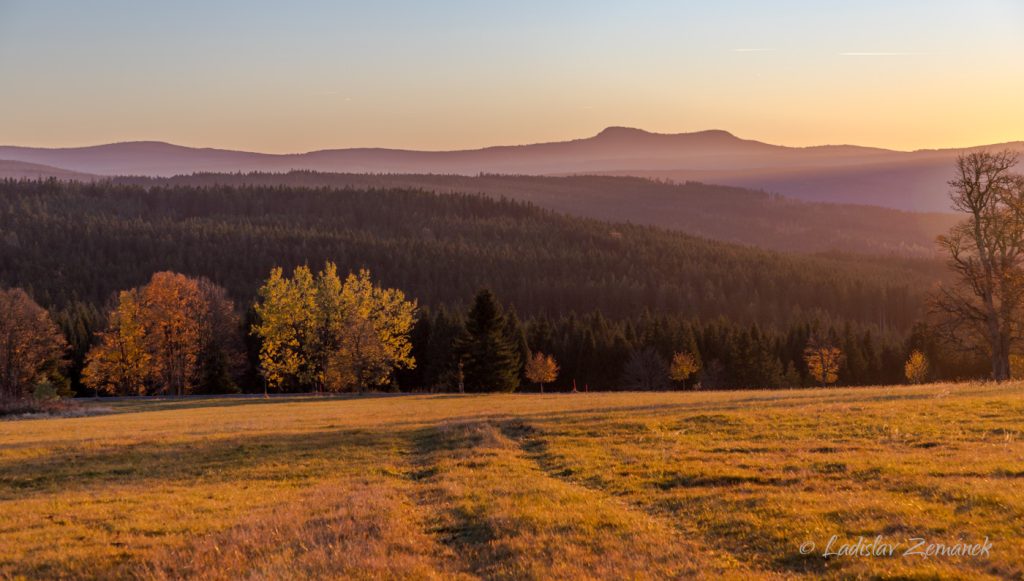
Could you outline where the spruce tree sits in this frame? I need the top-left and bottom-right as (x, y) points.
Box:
(458, 289), (521, 392)
(504, 306), (530, 383)
(424, 307), (466, 390)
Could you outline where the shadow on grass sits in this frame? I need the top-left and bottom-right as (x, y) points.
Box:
(88, 392), (412, 414)
(78, 385), (968, 426)
(0, 425), (401, 500)
(373, 388), (964, 434)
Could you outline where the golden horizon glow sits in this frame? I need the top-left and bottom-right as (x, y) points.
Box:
(1, 1), (1022, 154)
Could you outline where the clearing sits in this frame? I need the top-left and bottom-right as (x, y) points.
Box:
(1, 383), (1022, 579)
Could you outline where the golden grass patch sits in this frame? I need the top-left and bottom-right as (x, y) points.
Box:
(1, 383), (1022, 579)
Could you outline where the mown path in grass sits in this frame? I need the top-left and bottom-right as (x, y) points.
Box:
(2, 383), (1023, 579)
(408, 420), (759, 579)
(136, 418), (751, 579)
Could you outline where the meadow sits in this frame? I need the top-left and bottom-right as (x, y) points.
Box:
(2, 383), (1023, 580)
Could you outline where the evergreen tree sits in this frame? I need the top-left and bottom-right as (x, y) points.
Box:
(425, 307), (466, 390)
(457, 289), (521, 392)
(504, 306), (530, 384)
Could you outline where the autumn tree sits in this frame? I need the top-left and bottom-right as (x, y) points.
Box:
(904, 350), (929, 384)
(252, 263), (417, 392)
(1010, 354), (1024, 380)
(669, 351), (701, 389)
(83, 273), (241, 396)
(252, 266), (313, 391)
(138, 272), (204, 396)
(804, 336), (842, 387)
(457, 289), (522, 392)
(931, 151), (1024, 381)
(333, 269), (417, 392)
(195, 278), (245, 393)
(313, 263), (347, 391)
(0, 288), (67, 400)
(525, 352), (559, 393)
(82, 290), (149, 396)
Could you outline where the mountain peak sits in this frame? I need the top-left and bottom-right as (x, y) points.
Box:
(595, 126), (654, 139)
(594, 127), (740, 142)
(691, 129), (738, 139)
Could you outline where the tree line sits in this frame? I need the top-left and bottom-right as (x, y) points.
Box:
(0, 263), (989, 402)
(3, 153), (1018, 401)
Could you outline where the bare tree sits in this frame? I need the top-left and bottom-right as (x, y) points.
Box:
(931, 150), (1024, 381)
(620, 347), (669, 390)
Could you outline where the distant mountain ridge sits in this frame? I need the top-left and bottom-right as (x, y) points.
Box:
(0, 159), (99, 181)
(2, 128), (1021, 211)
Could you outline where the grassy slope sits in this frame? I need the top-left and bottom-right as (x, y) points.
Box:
(1, 384), (1022, 579)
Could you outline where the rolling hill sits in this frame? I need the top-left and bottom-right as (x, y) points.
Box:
(2, 127), (1021, 211)
(0, 159), (99, 181)
(117, 172), (958, 257)
(0, 179), (941, 332)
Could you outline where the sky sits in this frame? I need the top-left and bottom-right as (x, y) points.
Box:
(0, 0), (1022, 153)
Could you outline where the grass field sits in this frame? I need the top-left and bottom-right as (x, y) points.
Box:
(2, 383), (1023, 579)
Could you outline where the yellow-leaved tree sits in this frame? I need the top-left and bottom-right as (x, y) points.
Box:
(904, 350), (929, 384)
(525, 351), (559, 393)
(804, 336), (842, 387)
(252, 266), (314, 391)
(253, 263), (416, 392)
(1011, 355), (1024, 380)
(336, 269), (417, 392)
(669, 351), (701, 389)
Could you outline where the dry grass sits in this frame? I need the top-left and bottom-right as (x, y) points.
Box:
(1, 383), (1022, 579)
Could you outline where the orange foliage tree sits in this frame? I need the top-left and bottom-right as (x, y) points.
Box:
(84, 272), (242, 396)
(0, 288), (67, 400)
(82, 289), (150, 396)
(803, 336), (843, 387)
(525, 351), (559, 393)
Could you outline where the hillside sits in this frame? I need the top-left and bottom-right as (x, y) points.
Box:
(121, 171), (958, 257)
(2, 383), (1021, 579)
(2, 128), (1021, 210)
(0, 159), (99, 181)
(0, 179), (941, 331)
(594, 154), (978, 212)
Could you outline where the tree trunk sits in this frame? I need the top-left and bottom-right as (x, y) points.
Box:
(986, 320), (1011, 381)
(992, 340), (1011, 381)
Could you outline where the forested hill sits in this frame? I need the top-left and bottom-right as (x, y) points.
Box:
(117, 172), (957, 257)
(0, 179), (942, 332)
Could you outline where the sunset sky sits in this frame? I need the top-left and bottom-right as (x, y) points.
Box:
(1, 0), (1022, 153)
